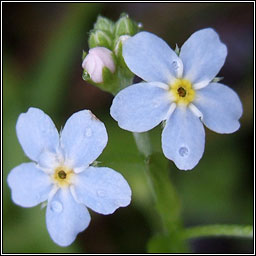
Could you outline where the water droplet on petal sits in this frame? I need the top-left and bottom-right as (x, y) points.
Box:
(172, 61), (179, 70)
(85, 128), (92, 137)
(97, 190), (105, 197)
(50, 200), (63, 213)
(179, 147), (189, 157)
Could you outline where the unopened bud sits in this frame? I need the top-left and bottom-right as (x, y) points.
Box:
(94, 16), (115, 33)
(88, 30), (113, 49)
(82, 47), (115, 83)
(114, 13), (139, 37)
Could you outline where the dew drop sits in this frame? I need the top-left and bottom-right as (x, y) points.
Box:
(179, 147), (189, 157)
(97, 190), (105, 197)
(172, 61), (179, 70)
(50, 201), (63, 213)
(85, 128), (92, 137)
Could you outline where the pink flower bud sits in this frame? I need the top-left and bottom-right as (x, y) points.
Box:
(82, 47), (115, 83)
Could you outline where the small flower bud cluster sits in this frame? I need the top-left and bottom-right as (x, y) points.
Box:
(82, 13), (142, 94)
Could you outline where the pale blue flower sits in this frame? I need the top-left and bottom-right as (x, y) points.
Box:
(110, 28), (243, 170)
(7, 108), (131, 247)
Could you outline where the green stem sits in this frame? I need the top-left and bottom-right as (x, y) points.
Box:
(132, 132), (182, 233)
(132, 133), (252, 253)
(133, 132), (188, 252)
(183, 224), (253, 239)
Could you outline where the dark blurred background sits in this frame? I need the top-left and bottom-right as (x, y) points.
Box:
(3, 2), (254, 253)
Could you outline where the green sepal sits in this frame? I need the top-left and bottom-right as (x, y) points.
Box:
(114, 13), (140, 37)
(84, 66), (117, 94)
(88, 29), (113, 49)
(93, 15), (115, 34)
(113, 35), (131, 69)
(89, 65), (133, 95)
(211, 76), (224, 83)
(175, 44), (180, 56)
(82, 50), (87, 61)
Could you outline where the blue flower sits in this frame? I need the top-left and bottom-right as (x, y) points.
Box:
(7, 108), (131, 247)
(110, 28), (243, 170)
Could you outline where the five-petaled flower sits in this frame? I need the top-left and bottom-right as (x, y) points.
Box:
(110, 28), (243, 170)
(7, 108), (131, 246)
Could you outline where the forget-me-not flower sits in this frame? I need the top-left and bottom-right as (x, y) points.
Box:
(7, 108), (131, 246)
(110, 28), (243, 170)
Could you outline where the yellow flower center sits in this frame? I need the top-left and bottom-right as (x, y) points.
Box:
(52, 166), (74, 187)
(170, 79), (195, 105)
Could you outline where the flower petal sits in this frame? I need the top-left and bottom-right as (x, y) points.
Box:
(74, 167), (131, 215)
(46, 188), (91, 247)
(162, 107), (205, 170)
(123, 31), (183, 84)
(180, 28), (227, 87)
(60, 110), (108, 170)
(16, 107), (60, 162)
(37, 150), (60, 171)
(110, 82), (172, 132)
(7, 163), (52, 207)
(194, 83), (243, 133)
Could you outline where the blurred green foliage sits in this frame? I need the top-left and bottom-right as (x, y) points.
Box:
(3, 2), (253, 253)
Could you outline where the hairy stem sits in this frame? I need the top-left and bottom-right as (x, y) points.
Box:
(183, 224), (253, 239)
(132, 132), (183, 233)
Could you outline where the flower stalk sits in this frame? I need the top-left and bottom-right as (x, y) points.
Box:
(132, 132), (185, 241)
(183, 224), (253, 240)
